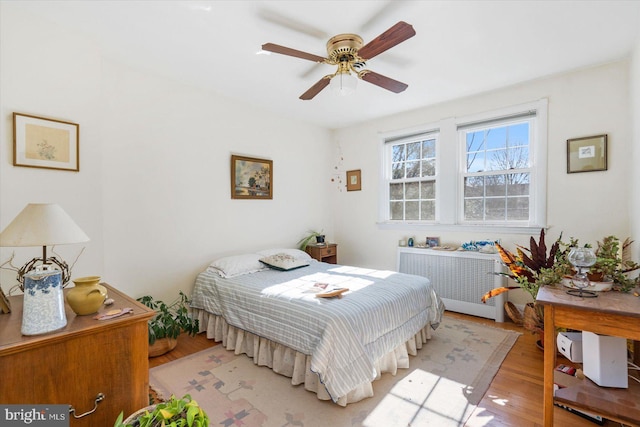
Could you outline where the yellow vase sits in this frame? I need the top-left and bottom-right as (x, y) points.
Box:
(67, 276), (107, 315)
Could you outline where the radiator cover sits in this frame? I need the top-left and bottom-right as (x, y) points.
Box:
(397, 247), (505, 321)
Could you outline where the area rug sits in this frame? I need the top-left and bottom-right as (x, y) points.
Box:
(149, 316), (520, 427)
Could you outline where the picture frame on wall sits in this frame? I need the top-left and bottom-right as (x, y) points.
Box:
(13, 113), (80, 172)
(346, 169), (361, 191)
(567, 134), (607, 174)
(231, 154), (273, 199)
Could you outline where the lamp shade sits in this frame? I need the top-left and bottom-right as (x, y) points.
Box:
(330, 71), (357, 96)
(0, 203), (89, 247)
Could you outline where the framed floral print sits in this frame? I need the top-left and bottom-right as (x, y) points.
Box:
(13, 113), (79, 171)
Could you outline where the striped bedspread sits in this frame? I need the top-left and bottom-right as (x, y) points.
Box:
(191, 260), (444, 401)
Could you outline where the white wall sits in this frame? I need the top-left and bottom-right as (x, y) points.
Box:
(2, 4), (637, 306)
(0, 6), (105, 290)
(630, 33), (640, 251)
(0, 6), (333, 301)
(332, 61), (633, 304)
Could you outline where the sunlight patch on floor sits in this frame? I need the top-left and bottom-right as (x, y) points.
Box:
(361, 369), (493, 427)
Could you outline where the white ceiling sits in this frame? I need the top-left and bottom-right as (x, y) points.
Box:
(9, 1), (640, 129)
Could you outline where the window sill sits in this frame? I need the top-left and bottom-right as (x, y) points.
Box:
(376, 221), (546, 235)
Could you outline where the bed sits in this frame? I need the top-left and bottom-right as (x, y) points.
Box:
(190, 248), (445, 406)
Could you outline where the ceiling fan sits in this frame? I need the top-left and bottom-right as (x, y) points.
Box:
(261, 21), (416, 100)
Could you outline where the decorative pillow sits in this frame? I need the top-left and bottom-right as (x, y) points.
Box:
(259, 253), (310, 271)
(207, 253), (266, 278)
(257, 248), (313, 261)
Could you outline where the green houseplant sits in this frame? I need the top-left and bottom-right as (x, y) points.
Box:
(114, 394), (209, 427)
(557, 235), (640, 292)
(297, 229), (325, 250)
(137, 291), (199, 357)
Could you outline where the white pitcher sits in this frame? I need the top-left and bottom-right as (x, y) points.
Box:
(22, 265), (67, 335)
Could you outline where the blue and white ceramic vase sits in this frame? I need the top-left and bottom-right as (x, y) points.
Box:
(22, 266), (67, 335)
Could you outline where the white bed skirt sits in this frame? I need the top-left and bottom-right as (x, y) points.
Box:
(192, 308), (434, 406)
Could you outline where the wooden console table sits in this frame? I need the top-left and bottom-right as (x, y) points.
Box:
(537, 286), (640, 426)
(0, 283), (154, 426)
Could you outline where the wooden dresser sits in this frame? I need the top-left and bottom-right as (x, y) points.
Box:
(0, 283), (154, 426)
(305, 243), (338, 264)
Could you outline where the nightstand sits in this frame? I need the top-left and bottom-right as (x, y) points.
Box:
(0, 283), (154, 426)
(305, 243), (338, 264)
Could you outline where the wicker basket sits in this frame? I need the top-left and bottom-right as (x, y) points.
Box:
(523, 303), (543, 332)
(504, 301), (523, 325)
(148, 337), (177, 357)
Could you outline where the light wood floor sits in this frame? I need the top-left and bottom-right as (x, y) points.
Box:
(149, 311), (620, 426)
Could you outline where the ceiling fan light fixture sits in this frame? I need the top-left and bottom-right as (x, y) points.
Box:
(263, 21), (415, 100)
(330, 70), (357, 96)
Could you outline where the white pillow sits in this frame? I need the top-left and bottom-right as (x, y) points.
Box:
(259, 253), (310, 271)
(207, 253), (266, 278)
(257, 248), (313, 261)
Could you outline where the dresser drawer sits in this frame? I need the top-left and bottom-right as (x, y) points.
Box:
(319, 246), (336, 257)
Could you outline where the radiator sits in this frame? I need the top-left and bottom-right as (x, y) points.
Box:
(397, 247), (505, 321)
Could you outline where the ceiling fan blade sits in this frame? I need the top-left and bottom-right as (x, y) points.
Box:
(359, 0), (408, 32)
(361, 71), (408, 93)
(300, 62), (324, 79)
(358, 21), (416, 60)
(257, 8), (328, 40)
(300, 77), (331, 100)
(262, 43), (327, 63)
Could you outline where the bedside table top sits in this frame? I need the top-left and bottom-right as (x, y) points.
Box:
(306, 243), (336, 248)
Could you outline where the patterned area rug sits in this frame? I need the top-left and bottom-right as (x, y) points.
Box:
(149, 316), (519, 427)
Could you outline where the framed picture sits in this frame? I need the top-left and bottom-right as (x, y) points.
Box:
(346, 169), (361, 191)
(231, 155), (273, 199)
(567, 134), (607, 174)
(13, 113), (79, 171)
(426, 237), (440, 247)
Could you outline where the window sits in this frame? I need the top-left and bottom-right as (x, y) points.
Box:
(460, 115), (533, 223)
(379, 99), (547, 232)
(387, 134), (438, 221)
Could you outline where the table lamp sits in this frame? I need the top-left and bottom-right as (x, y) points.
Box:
(0, 203), (90, 335)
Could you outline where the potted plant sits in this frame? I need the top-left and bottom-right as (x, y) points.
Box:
(297, 229), (325, 250)
(557, 235), (640, 292)
(481, 229), (563, 337)
(137, 291), (199, 357)
(483, 231), (640, 344)
(114, 394), (209, 427)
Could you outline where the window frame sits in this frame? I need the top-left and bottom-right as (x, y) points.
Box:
(458, 114), (536, 225)
(385, 131), (440, 222)
(378, 99), (547, 234)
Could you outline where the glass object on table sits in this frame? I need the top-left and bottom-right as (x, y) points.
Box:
(567, 247), (597, 298)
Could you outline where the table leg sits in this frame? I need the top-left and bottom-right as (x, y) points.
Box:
(543, 304), (556, 426)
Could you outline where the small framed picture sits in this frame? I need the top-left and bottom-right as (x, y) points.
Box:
(426, 237), (440, 247)
(13, 113), (80, 171)
(567, 134), (607, 173)
(346, 169), (361, 191)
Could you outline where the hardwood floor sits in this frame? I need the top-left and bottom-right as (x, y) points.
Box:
(149, 311), (620, 426)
